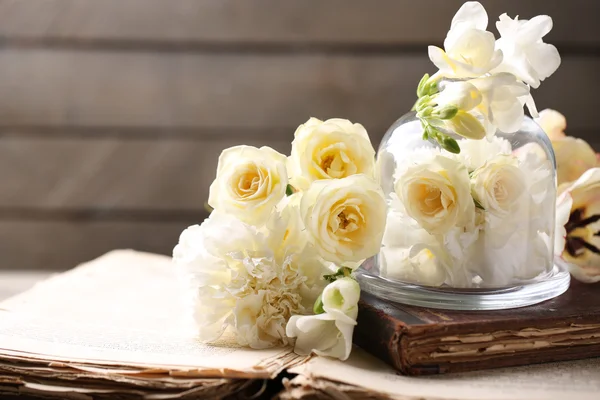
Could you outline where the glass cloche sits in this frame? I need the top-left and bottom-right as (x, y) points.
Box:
(356, 112), (570, 310)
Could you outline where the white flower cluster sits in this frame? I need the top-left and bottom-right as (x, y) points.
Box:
(382, 137), (555, 287)
(173, 117), (386, 360)
(415, 1), (561, 151)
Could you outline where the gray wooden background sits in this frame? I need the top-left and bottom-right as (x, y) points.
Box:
(1, 0), (598, 270)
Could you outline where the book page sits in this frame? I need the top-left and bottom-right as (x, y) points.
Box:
(290, 347), (600, 400)
(0, 250), (306, 379)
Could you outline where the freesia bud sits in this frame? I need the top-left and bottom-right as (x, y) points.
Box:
(446, 110), (486, 140)
(435, 105), (459, 120)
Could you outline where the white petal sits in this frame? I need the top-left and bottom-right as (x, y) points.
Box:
(451, 1), (488, 31)
(520, 15), (553, 42)
(527, 42), (561, 82)
(496, 13), (519, 38)
(555, 192), (573, 257)
(428, 46), (451, 71)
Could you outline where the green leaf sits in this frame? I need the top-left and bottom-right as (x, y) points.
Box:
(323, 267), (353, 283)
(473, 198), (485, 210)
(313, 294), (325, 314)
(286, 184), (295, 196)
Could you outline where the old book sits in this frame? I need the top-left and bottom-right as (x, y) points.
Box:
(0, 250), (307, 399)
(353, 282), (600, 375)
(286, 347), (600, 400)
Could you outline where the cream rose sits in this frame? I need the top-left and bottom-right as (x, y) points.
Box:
(288, 118), (376, 190)
(300, 174), (386, 266)
(395, 155), (474, 235)
(470, 155), (526, 217)
(208, 145), (287, 226)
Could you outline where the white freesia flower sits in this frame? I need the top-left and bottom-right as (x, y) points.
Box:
(470, 155), (526, 218)
(173, 212), (329, 348)
(301, 174), (387, 266)
(286, 277), (359, 361)
(435, 81), (482, 112)
(208, 145), (287, 226)
(288, 117), (376, 190)
(470, 73), (536, 135)
(536, 109), (597, 186)
(493, 13), (561, 89)
(395, 155), (474, 234)
(555, 168), (600, 283)
(428, 2), (502, 78)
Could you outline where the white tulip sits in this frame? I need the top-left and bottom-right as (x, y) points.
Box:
(535, 109), (597, 186)
(536, 109), (566, 140)
(493, 13), (561, 89)
(286, 277), (359, 361)
(288, 117), (376, 190)
(208, 145), (288, 226)
(428, 2), (502, 78)
(301, 174), (387, 266)
(556, 169), (600, 283)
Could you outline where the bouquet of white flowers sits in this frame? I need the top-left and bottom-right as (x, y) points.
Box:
(174, 1), (567, 360)
(174, 118), (385, 360)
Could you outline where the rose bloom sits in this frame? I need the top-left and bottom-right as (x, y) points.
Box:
(395, 155), (474, 235)
(288, 117), (375, 190)
(470, 154), (526, 217)
(208, 145), (287, 226)
(536, 109), (596, 186)
(300, 174), (386, 266)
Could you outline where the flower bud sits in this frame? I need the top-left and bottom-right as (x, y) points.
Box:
(446, 110), (486, 140)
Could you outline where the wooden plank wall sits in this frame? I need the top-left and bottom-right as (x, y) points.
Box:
(0, 0), (598, 270)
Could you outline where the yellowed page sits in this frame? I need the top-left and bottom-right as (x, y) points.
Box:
(290, 347), (600, 400)
(0, 250), (305, 379)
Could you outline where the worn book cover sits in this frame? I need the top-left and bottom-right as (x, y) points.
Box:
(353, 281), (600, 375)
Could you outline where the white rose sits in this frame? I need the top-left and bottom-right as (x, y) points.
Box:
(301, 174), (386, 266)
(470, 155), (526, 218)
(288, 117), (376, 190)
(208, 145), (288, 226)
(286, 277), (359, 361)
(428, 2), (502, 78)
(395, 155), (474, 235)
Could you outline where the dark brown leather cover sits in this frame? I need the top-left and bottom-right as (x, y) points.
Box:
(353, 281), (600, 375)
